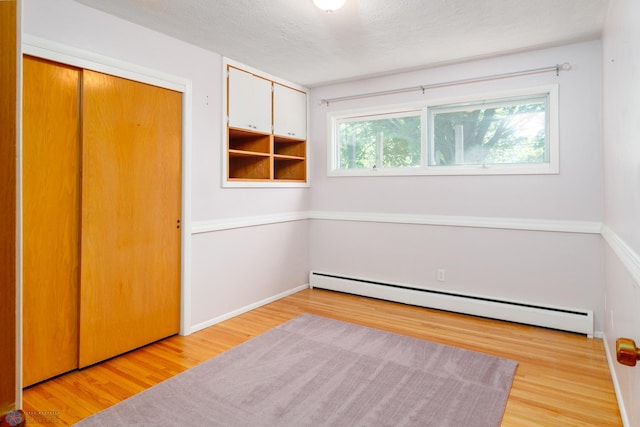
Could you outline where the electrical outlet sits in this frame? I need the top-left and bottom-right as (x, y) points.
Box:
(437, 269), (446, 282)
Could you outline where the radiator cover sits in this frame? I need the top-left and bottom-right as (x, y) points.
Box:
(309, 271), (594, 337)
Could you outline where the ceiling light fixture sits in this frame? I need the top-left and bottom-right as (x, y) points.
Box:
(313, 0), (346, 13)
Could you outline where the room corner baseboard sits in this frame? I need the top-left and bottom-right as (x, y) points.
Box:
(187, 284), (309, 335)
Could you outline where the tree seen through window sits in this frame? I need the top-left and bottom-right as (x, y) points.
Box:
(338, 113), (421, 169)
(430, 101), (547, 166)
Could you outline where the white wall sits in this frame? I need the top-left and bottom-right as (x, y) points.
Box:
(22, 0), (310, 332)
(602, 0), (640, 425)
(309, 41), (605, 332)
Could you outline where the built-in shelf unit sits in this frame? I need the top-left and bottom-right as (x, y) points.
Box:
(224, 59), (308, 186)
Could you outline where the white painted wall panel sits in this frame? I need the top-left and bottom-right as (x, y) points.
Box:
(604, 247), (640, 426)
(602, 0), (640, 425)
(310, 220), (603, 331)
(190, 221), (309, 328)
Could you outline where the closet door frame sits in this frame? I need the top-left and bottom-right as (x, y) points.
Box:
(22, 35), (193, 339)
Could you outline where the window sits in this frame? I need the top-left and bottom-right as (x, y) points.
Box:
(328, 86), (558, 176)
(336, 111), (422, 170)
(429, 95), (549, 167)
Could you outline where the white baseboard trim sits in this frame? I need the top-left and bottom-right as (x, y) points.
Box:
(603, 333), (630, 427)
(186, 284), (309, 335)
(310, 271), (595, 337)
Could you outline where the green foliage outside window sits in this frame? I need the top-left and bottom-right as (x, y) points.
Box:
(338, 114), (421, 169)
(430, 101), (547, 166)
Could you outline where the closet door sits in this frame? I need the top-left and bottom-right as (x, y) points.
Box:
(22, 56), (81, 386)
(79, 71), (182, 368)
(1, 0), (17, 403)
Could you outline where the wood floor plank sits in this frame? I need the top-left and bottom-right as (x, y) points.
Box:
(22, 289), (622, 426)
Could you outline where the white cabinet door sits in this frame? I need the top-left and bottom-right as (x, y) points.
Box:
(228, 67), (272, 134)
(273, 83), (307, 140)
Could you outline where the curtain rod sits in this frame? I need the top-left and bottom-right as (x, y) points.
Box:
(320, 62), (571, 106)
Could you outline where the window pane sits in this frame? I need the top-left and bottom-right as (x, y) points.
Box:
(337, 112), (421, 169)
(429, 96), (548, 166)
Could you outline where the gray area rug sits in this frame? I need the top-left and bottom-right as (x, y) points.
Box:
(74, 314), (517, 426)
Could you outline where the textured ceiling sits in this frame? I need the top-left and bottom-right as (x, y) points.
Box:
(73, 0), (609, 87)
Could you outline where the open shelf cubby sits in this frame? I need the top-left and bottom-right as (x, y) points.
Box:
(274, 136), (305, 158)
(228, 151), (271, 180)
(274, 157), (306, 181)
(228, 128), (271, 154)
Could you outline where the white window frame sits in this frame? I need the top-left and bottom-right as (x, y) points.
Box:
(327, 85), (559, 177)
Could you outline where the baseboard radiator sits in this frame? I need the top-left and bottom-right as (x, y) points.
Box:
(309, 271), (594, 337)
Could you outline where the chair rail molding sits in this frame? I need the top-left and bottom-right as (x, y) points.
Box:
(191, 210), (601, 235)
(601, 225), (640, 289)
(308, 211), (602, 234)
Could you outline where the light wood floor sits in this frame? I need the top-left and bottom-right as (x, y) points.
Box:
(22, 289), (622, 426)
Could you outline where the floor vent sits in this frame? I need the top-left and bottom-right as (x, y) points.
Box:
(310, 271), (594, 337)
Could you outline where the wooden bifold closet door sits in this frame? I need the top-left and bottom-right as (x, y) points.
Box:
(22, 56), (182, 385)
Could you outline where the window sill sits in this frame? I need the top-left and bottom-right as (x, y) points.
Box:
(328, 163), (559, 177)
